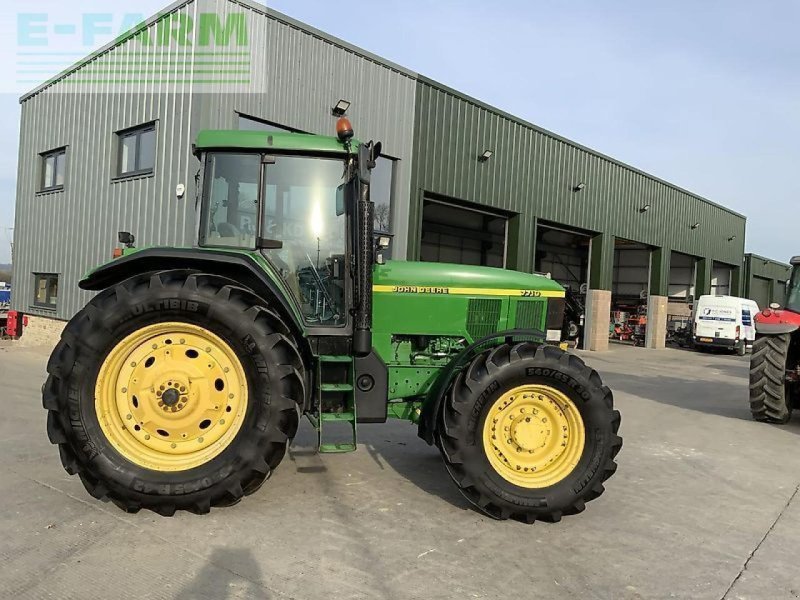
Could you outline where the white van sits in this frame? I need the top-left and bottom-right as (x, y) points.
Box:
(693, 295), (760, 355)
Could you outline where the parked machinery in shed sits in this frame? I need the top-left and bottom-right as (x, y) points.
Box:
(749, 256), (800, 423)
(43, 119), (621, 522)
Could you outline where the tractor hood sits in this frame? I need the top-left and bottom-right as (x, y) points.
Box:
(373, 261), (565, 297)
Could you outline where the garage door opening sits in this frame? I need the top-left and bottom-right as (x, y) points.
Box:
(610, 238), (651, 346)
(666, 251), (697, 331)
(535, 223), (590, 345)
(711, 262), (732, 296)
(419, 198), (507, 267)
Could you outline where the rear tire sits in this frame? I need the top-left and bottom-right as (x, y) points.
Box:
(749, 334), (792, 423)
(436, 343), (622, 523)
(43, 270), (306, 515)
(736, 342), (747, 357)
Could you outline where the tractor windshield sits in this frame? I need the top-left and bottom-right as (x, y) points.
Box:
(786, 266), (800, 313)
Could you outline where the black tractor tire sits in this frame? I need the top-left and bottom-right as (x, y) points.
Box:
(43, 270), (306, 516)
(749, 334), (792, 424)
(436, 343), (622, 523)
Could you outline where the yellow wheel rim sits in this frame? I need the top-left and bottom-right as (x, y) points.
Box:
(95, 322), (248, 472)
(482, 384), (585, 489)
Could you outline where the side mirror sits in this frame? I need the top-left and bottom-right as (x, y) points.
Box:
(336, 184), (346, 217)
(118, 231), (135, 248)
(371, 141), (382, 164)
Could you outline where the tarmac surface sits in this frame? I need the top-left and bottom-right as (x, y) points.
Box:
(1, 340), (799, 599)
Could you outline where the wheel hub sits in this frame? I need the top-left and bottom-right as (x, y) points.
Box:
(483, 384), (585, 488)
(94, 322), (249, 472)
(161, 387), (181, 407)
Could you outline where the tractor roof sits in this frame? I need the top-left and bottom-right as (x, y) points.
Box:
(194, 130), (356, 157)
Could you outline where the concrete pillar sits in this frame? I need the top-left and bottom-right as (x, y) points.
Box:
(585, 289), (612, 351)
(584, 232), (614, 351)
(695, 257), (712, 298)
(646, 247), (670, 349)
(645, 296), (668, 348)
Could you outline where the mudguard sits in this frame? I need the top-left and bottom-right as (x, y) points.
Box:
(79, 247), (305, 339)
(417, 329), (545, 445)
(754, 308), (800, 336)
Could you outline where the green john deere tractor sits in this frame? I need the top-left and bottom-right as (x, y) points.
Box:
(43, 119), (621, 522)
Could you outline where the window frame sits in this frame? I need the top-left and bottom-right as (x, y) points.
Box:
(32, 273), (59, 310)
(39, 147), (67, 193)
(115, 122), (157, 179)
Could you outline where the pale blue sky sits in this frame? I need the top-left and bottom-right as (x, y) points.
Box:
(1, 0), (798, 264)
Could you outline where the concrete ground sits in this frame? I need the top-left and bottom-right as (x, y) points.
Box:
(1, 341), (799, 600)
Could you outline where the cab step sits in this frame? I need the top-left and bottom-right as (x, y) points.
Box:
(318, 355), (352, 363)
(320, 383), (353, 392)
(315, 355), (357, 453)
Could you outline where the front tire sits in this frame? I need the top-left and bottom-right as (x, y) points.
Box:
(436, 343), (622, 523)
(43, 270), (306, 515)
(749, 334), (792, 423)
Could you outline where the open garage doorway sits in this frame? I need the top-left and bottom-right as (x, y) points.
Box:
(610, 238), (651, 346)
(535, 223), (591, 345)
(711, 262), (732, 296)
(419, 197), (507, 267)
(668, 251), (697, 333)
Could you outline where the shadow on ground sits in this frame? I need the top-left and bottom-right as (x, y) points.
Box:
(175, 547), (269, 600)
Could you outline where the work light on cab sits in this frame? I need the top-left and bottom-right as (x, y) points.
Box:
(336, 117), (354, 142)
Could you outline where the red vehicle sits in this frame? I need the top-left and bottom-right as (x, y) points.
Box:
(749, 257), (800, 423)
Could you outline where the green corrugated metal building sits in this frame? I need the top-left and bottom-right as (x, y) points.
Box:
(11, 0), (786, 350)
(743, 254), (791, 308)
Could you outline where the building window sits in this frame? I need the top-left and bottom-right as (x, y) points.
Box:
(33, 273), (59, 309)
(237, 114), (299, 133)
(117, 123), (156, 177)
(40, 148), (66, 192)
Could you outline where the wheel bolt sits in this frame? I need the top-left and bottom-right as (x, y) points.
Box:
(220, 419), (225, 425)
(121, 387), (127, 393)
(228, 394), (234, 400)
(224, 367), (230, 373)
(126, 414), (132, 420)
(144, 434), (150, 440)
(171, 443), (177, 449)
(198, 437), (204, 443)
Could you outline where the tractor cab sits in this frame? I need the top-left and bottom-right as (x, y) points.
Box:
(192, 120), (381, 353)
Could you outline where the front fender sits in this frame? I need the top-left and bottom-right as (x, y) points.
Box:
(417, 329), (545, 445)
(754, 308), (800, 336)
(80, 247), (305, 338)
(755, 323), (800, 336)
